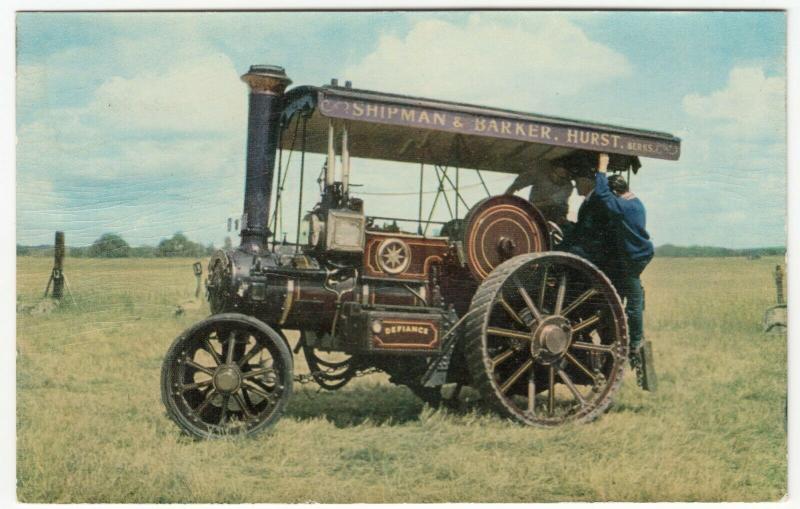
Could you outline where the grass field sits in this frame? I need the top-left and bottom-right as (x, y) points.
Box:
(16, 255), (787, 502)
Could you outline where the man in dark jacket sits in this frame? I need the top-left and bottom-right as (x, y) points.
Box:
(593, 153), (655, 390)
(593, 154), (653, 352)
(561, 153), (655, 389)
(558, 167), (617, 278)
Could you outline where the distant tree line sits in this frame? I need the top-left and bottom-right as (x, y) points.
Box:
(17, 232), (223, 258)
(654, 244), (785, 258)
(17, 236), (785, 259)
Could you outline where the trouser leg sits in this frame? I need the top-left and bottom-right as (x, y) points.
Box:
(624, 259), (649, 349)
(625, 274), (644, 349)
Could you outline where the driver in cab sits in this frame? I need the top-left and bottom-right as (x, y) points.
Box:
(504, 159), (573, 228)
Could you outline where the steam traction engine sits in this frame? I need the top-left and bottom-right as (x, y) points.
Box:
(161, 65), (681, 438)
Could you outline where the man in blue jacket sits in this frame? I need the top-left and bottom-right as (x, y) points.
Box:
(593, 153), (653, 346)
(561, 153), (655, 390)
(593, 153), (655, 390)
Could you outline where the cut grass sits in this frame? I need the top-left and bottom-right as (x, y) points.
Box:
(16, 256), (787, 502)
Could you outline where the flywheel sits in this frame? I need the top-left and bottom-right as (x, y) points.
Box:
(462, 195), (550, 281)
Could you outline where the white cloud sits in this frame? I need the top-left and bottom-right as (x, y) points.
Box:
(15, 64), (48, 108)
(87, 52), (247, 133)
(682, 66), (785, 140)
(343, 14), (632, 111)
(17, 49), (250, 185)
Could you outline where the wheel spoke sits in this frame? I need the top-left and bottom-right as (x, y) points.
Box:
(571, 314), (601, 334)
(527, 369), (536, 416)
(560, 288), (599, 317)
(564, 352), (598, 384)
(241, 367), (274, 380)
(181, 379), (213, 391)
(225, 332), (236, 364)
(194, 389), (217, 416)
(242, 381), (275, 401)
(238, 343), (265, 368)
(571, 341), (613, 353)
(201, 337), (222, 366)
(538, 265), (549, 310)
(497, 296), (526, 327)
(500, 359), (533, 394)
(557, 369), (587, 406)
(515, 279), (543, 322)
(233, 391), (253, 419)
(554, 274), (567, 314)
(242, 387), (257, 412)
(547, 365), (555, 416)
(185, 358), (215, 376)
(218, 395), (230, 426)
(487, 327), (530, 341)
(490, 348), (517, 370)
(247, 378), (275, 394)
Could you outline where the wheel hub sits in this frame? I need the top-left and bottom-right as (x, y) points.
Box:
(531, 315), (572, 362)
(213, 364), (242, 394)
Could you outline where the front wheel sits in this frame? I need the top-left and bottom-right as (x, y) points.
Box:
(161, 313), (293, 438)
(465, 252), (627, 426)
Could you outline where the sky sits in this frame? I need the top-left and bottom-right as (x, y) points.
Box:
(15, 10), (787, 249)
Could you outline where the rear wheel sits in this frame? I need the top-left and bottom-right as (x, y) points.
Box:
(465, 252), (627, 426)
(161, 313), (293, 438)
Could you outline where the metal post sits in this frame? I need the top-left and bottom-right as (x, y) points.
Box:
(341, 124), (350, 194)
(775, 265), (784, 304)
(270, 134), (284, 246)
(295, 117), (308, 253)
(434, 166), (454, 219)
(418, 163), (424, 234)
(326, 120), (336, 187)
(51, 231), (65, 300)
(455, 167), (460, 219)
(476, 169), (491, 197)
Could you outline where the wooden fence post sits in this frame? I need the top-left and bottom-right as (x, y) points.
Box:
(44, 231), (65, 299)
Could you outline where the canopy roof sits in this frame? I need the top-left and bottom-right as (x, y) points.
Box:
(279, 85), (681, 175)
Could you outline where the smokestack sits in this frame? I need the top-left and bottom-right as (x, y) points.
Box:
(239, 65), (292, 253)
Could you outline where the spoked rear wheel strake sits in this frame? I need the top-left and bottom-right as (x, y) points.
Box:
(465, 252), (627, 426)
(161, 314), (293, 438)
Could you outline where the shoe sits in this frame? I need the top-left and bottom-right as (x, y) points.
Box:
(639, 341), (657, 392)
(628, 347), (645, 388)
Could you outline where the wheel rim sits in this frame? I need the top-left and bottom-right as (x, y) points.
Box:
(165, 320), (290, 436)
(471, 253), (627, 426)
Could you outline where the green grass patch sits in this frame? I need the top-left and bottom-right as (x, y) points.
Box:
(16, 256), (787, 502)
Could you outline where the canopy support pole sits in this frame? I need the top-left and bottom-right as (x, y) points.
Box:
(438, 165), (470, 211)
(423, 171), (444, 237)
(326, 119), (336, 187)
(475, 169), (491, 197)
(434, 166), (454, 219)
(455, 167), (460, 219)
(341, 123), (350, 195)
(269, 118), (300, 249)
(418, 163), (424, 234)
(295, 116), (308, 253)
(271, 128), (283, 249)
